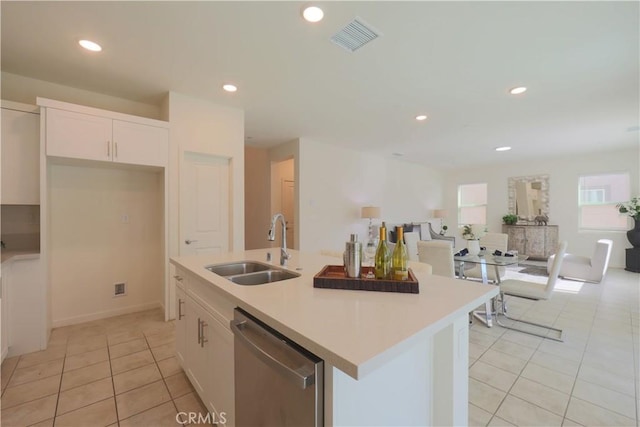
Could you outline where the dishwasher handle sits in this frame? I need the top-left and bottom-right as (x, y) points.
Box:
(230, 319), (316, 390)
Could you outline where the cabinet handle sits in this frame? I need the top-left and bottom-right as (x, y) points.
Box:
(178, 299), (184, 320)
(200, 320), (208, 348)
(115, 142), (118, 158)
(197, 317), (202, 344)
(107, 141), (110, 157)
(173, 275), (183, 282)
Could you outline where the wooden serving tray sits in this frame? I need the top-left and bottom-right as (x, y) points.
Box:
(313, 265), (419, 294)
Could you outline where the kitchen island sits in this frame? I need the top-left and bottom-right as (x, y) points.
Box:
(171, 248), (498, 426)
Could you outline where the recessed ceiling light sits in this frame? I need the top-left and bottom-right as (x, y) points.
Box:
(495, 146), (512, 152)
(302, 6), (324, 22)
(223, 84), (238, 92)
(78, 39), (102, 52)
(509, 86), (527, 95)
(415, 115), (428, 121)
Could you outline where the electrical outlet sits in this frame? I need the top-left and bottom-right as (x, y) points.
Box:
(121, 214), (129, 223)
(114, 282), (126, 297)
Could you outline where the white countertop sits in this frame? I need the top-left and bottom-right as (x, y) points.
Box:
(171, 248), (498, 380)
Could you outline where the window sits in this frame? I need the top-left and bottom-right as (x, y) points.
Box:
(578, 173), (630, 230)
(458, 183), (487, 226)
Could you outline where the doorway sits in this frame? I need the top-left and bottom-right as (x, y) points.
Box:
(270, 158), (295, 249)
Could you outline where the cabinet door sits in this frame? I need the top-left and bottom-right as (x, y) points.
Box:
(46, 108), (112, 162)
(525, 227), (545, 259)
(112, 120), (168, 167)
(206, 315), (235, 426)
(504, 226), (525, 255)
(175, 286), (187, 367)
(185, 298), (209, 400)
(1, 108), (40, 204)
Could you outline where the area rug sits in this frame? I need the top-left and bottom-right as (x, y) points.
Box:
(517, 265), (549, 277)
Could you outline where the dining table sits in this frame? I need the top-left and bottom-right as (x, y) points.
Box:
(454, 252), (529, 327)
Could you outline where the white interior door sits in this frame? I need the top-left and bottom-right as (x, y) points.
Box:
(180, 152), (230, 255)
(282, 179), (295, 249)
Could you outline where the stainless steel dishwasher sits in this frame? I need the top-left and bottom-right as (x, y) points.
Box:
(230, 308), (323, 427)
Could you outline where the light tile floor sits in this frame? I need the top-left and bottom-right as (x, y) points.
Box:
(1, 266), (638, 427)
(1, 309), (206, 427)
(468, 266), (640, 426)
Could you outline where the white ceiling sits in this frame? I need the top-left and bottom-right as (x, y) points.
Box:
(2, 1), (638, 169)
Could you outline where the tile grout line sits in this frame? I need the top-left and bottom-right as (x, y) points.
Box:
(145, 329), (189, 425)
(51, 341), (69, 427)
(483, 312), (546, 427)
(105, 337), (122, 427)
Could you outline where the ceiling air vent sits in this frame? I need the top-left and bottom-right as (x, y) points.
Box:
(330, 17), (381, 52)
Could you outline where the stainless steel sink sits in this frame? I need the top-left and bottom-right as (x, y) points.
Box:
(205, 260), (300, 285)
(205, 261), (271, 277)
(229, 269), (300, 286)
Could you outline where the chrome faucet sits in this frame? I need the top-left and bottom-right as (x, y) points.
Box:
(268, 213), (291, 266)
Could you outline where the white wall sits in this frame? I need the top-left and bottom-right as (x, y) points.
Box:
(49, 164), (163, 326)
(1, 72), (161, 119)
(165, 92), (245, 256)
(244, 146), (271, 250)
(297, 139), (445, 253)
(443, 147), (639, 268)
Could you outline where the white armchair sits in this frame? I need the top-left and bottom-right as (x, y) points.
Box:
(547, 239), (613, 283)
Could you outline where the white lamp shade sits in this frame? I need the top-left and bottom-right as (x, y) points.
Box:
(361, 206), (381, 219)
(433, 209), (447, 218)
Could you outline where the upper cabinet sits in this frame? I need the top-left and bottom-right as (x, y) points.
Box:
(1, 102), (40, 205)
(42, 99), (168, 168)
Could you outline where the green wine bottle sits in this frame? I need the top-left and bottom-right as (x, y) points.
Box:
(392, 226), (409, 281)
(374, 222), (392, 279)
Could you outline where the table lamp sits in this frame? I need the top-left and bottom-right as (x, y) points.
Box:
(361, 206), (381, 266)
(361, 206), (381, 241)
(433, 209), (447, 235)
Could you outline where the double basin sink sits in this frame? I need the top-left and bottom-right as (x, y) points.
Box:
(205, 261), (300, 286)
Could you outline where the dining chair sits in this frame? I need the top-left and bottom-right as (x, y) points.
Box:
(403, 231), (420, 262)
(417, 240), (455, 278)
(498, 240), (568, 341)
(547, 239), (613, 283)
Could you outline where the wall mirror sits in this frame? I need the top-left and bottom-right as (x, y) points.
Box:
(508, 174), (550, 220)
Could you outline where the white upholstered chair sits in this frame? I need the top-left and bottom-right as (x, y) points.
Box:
(546, 239), (613, 283)
(498, 241), (568, 341)
(463, 232), (508, 282)
(417, 240), (455, 278)
(403, 232), (420, 262)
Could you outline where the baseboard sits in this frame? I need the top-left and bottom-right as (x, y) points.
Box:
(52, 301), (163, 329)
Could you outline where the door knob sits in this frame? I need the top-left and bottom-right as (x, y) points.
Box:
(185, 239), (198, 245)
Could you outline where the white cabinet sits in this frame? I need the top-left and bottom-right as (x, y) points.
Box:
(1, 272), (8, 361)
(175, 281), (187, 367)
(1, 104), (40, 204)
(185, 298), (210, 399)
(207, 314), (234, 427)
(176, 270), (235, 426)
(112, 120), (168, 167)
(1, 256), (45, 358)
(46, 108), (168, 167)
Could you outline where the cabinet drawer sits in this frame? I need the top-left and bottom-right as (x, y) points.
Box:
(188, 275), (235, 327)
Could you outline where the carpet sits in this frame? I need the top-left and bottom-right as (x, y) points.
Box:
(518, 266), (549, 277)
